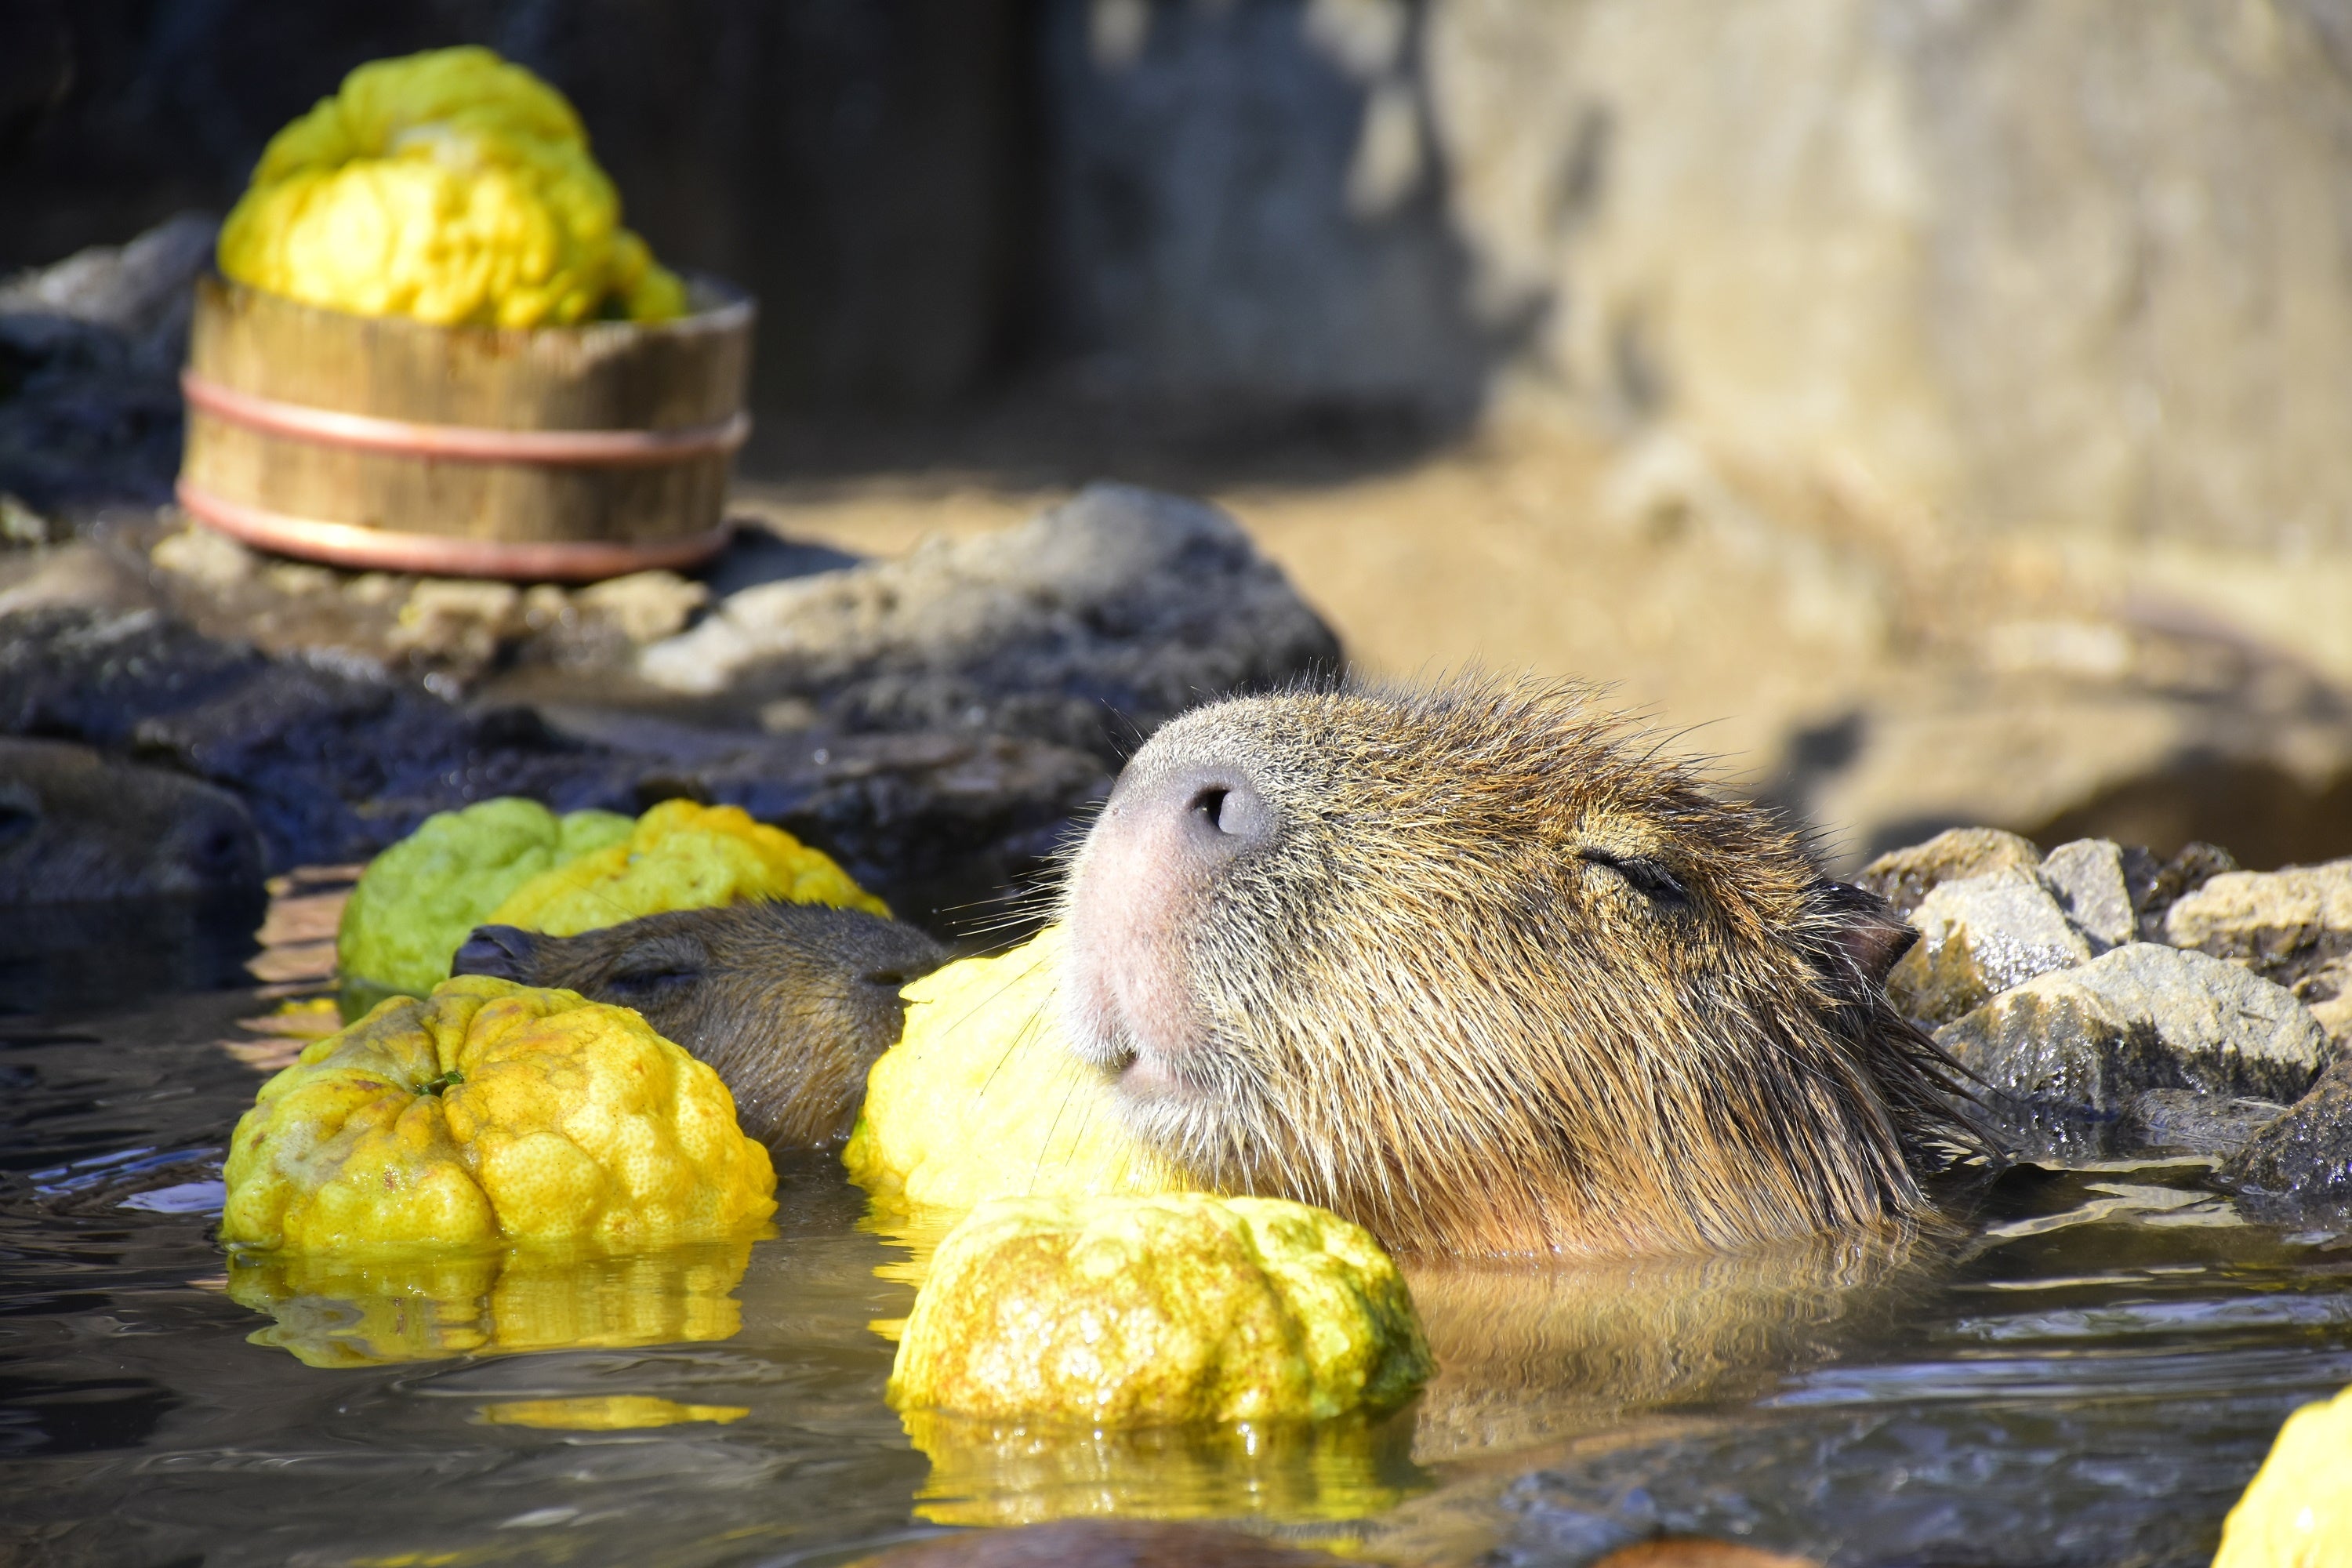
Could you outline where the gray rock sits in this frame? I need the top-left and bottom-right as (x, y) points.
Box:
(0, 607), (1109, 931)
(2041, 839), (2137, 949)
(1046, 2), (2352, 551)
(572, 571), (709, 646)
(1936, 944), (2327, 1136)
(1885, 870), (2095, 1026)
(2162, 859), (2352, 996)
(1773, 656), (2335, 882)
(2114, 1089), (2288, 1160)
(0, 215), (216, 511)
(639, 484), (1341, 761)
(2136, 840), (2243, 942)
(0, 213), (216, 350)
(1041, 0), (1488, 415)
(2216, 1062), (2352, 1217)
(1856, 827), (2042, 920)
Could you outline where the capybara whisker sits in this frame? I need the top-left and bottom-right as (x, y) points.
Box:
(1057, 676), (1984, 1258)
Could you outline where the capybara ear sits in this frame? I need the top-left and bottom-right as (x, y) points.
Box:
(1810, 879), (1918, 993)
(451, 924), (543, 983)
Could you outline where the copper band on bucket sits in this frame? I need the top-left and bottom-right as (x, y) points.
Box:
(176, 479), (730, 582)
(180, 370), (751, 466)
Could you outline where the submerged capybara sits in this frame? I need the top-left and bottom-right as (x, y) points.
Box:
(460, 678), (1982, 1254)
(452, 901), (946, 1148)
(1061, 681), (1981, 1258)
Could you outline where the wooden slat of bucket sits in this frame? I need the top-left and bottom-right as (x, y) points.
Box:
(179, 275), (754, 578)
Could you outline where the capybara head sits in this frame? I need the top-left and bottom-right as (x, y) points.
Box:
(1060, 680), (1981, 1258)
(452, 901), (947, 1149)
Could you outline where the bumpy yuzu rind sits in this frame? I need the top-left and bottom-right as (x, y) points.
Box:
(223, 975), (775, 1254)
(888, 1192), (1432, 1425)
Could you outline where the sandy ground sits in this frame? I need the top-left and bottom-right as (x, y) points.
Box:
(731, 419), (1925, 781)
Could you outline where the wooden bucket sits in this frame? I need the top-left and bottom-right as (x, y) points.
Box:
(176, 275), (754, 582)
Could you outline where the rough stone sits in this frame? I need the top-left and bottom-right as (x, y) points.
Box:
(151, 524), (257, 592)
(2113, 1089), (2288, 1161)
(2216, 1062), (2352, 1216)
(1855, 827), (2042, 920)
(1936, 944), (2327, 1140)
(390, 580), (524, 674)
(0, 494), (50, 547)
(1885, 870), (2095, 1026)
(2137, 840), (2243, 942)
(2040, 839), (2139, 950)
(0, 606), (1108, 929)
(1047, 1), (2352, 550)
(639, 484), (1341, 761)
(0, 212), (216, 340)
(0, 215), (215, 511)
(2306, 962), (2352, 1062)
(2162, 860), (2352, 997)
(532, 706), (1111, 925)
(0, 735), (262, 902)
(574, 571), (708, 645)
(1774, 658), (2350, 877)
(0, 540), (159, 619)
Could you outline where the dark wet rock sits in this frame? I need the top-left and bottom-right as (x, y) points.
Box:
(2162, 858), (2352, 998)
(0, 606), (1107, 928)
(2300, 959), (2352, 1063)
(536, 706), (1109, 925)
(0, 216), (214, 514)
(698, 526), (862, 601)
(0, 728), (266, 1013)
(1936, 945), (2325, 1154)
(0, 539), (162, 619)
(2215, 1062), (2352, 1217)
(1856, 827), (2042, 920)
(1496, 1392), (2290, 1568)
(0, 736), (261, 903)
(1885, 871), (2097, 1026)
(2114, 1089), (2289, 1160)
(638, 483), (1343, 761)
(2134, 840), (2241, 942)
(0, 605), (648, 870)
(2041, 838), (2143, 950)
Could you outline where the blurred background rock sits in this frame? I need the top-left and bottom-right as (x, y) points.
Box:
(7, 0), (2352, 872)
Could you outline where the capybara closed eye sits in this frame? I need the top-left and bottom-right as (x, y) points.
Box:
(452, 901), (947, 1149)
(1058, 678), (1984, 1258)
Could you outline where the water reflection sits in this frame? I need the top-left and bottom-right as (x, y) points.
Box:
(903, 1409), (1428, 1528)
(1404, 1229), (1924, 1460)
(227, 1236), (758, 1367)
(2, 985), (2349, 1566)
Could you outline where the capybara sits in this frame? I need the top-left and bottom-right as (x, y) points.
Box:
(459, 678), (1983, 1255)
(452, 901), (946, 1148)
(1060, 680), (1982, 1257)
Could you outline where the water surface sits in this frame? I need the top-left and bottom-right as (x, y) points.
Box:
(2, 979), (2347, 1566)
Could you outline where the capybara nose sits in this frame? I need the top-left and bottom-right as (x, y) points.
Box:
(1064, 757), (1279, 1073)
(1136, 762), (1279, 868)
(451, 924), (542, 982)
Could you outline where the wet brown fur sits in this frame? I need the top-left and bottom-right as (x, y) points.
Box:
(1059, 679), (1983, 1258)
(452, 902), (946, 1149)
